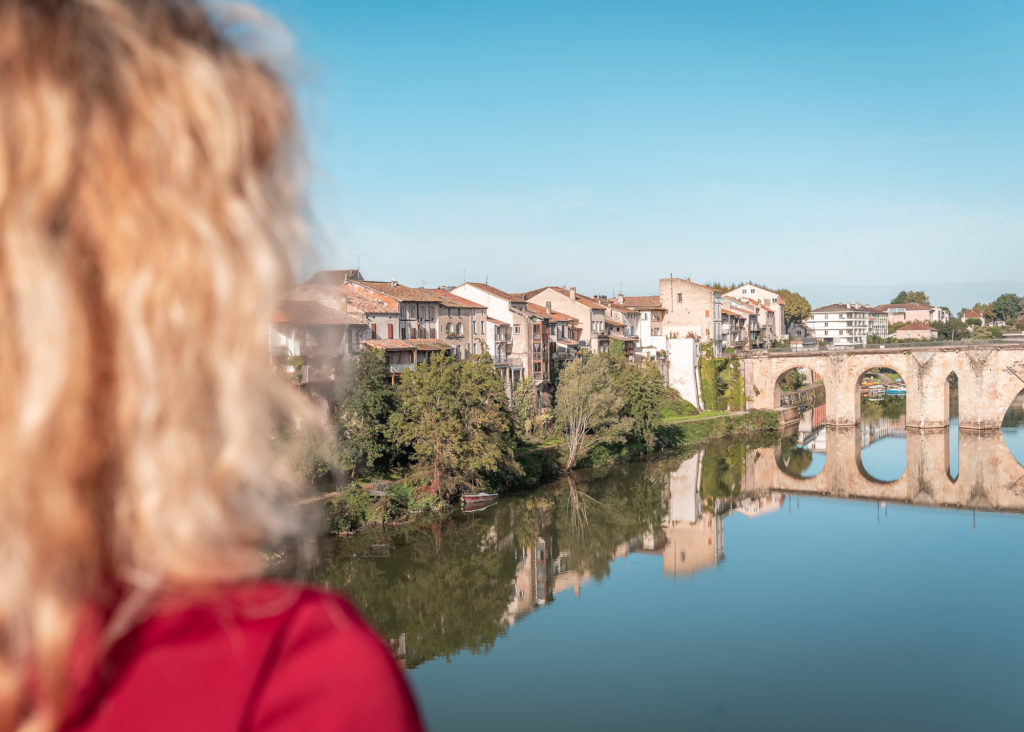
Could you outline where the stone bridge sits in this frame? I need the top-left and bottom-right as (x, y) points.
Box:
(743, 427), (1024, 512)
(740, 343), (1024, 430)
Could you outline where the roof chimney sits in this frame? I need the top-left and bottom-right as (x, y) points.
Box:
(617, 293), (624, 304)
(545, 301), (552, 315)
(391, 280), (398, 287)
(569, 287), (577, 302)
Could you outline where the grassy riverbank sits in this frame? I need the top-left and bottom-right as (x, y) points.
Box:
(321, 408), (779, 534)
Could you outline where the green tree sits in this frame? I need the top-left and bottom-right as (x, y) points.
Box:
(513, 376), (538, 437)
(554, 357), (632, 471)
(891, 290), (930, 305)
(617, 361), (665, 451)
(389, 353), (517, 498)
(991, 293), (1022, 322)
(333, 349), (400, 477)
(776, 289), (810, 327)
(608, 338), (626, 358)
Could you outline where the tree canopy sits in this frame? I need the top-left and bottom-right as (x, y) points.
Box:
(389, 353), (518, 497)
(776, 289), (810, 326)
(991, 293), (1022, 322)
(332, 349), (399, 478)
(891, 290), (930, 305)
(553, 356), (632, 471)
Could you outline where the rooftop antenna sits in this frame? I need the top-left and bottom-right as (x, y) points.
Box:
(356, 253), (364, 271)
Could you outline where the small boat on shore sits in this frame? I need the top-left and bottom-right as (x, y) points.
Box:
(461, 492), (499, 513)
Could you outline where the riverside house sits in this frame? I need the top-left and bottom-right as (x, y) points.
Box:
(724, 283), (786, 342)
(658, 277), (723, 356)
(427, 289), (488, 360)
(451, 282), (548, 393)
(621, 296), (666, 359)
(269, 299), (368, 385)
(522, 286), (610, 353)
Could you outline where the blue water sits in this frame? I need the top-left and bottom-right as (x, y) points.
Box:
(408, 497), (1024, 731)
(316, 395), (1024, 732)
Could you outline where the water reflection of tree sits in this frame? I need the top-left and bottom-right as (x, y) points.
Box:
(303, 458), (673, 669)
(778, 433), (814, 477)
(860, 395), (906, 421)
(1004, 392), (1024, 429)
(700, 434), (776, 506)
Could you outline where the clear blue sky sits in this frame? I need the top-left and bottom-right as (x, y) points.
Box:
(250, 0), (1024, 309)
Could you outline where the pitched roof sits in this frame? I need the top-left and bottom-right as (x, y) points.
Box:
(879, 302), (932, 310)
(524, 303), (577, 323)
(272, 300), (366, 326)
(364, 338), (454, 352)
(811, 303), (870, 313)
(426, 288), (486, 309)
(356, 281), (443, 302)
(620, 295), (663, 309)
(896, 322), (937, 331)
(462, 282), (526, 303)
(524, 286), (605, 309)
(283, 282), (398, 316)
(964, 310), (982, 318)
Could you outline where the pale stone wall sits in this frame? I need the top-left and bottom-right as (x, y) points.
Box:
(667, 337), (703, 409)
(741, 426), (1024, 511)
(659, 278), (721, 354)
(741, 344), (1024, 431)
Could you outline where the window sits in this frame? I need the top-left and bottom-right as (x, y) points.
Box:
(400, 327), (407, 339)
(472, 320), (477, 335)
(677, 293), (682, 303)
(533, 362), (541, 373)
(533, 324), (540, 336)
(514, 325), (521, 334)
(705, 310), (709, 317)
(387, 323), (393, 339)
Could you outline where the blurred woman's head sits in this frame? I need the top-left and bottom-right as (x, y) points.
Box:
(0, 0), (308, 726)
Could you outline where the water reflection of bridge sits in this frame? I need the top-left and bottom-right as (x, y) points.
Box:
(749, 427), (1024, 511)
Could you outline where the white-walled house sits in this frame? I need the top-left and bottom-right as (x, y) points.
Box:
(807, 303), (869, 347)
(621, 296), (667, 358)
(724, 283), (786, 342)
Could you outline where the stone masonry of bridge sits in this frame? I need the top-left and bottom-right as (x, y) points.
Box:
(741, 343), (1024, 431)
(743, 427), (1024, 512)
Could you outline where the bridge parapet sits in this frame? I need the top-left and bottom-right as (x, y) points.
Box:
(739, 343), (1024, 430)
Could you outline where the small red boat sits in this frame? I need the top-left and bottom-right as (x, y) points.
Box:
(461, 492), (499, 512)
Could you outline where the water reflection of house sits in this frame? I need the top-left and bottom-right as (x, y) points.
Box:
(502, 538), (591, 628)
(661, 452), (724, 578)
(736, 493), (785, 517)
(860, 415), (907, 447)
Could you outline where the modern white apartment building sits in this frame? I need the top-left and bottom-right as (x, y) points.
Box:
(807, 303), (869, 347)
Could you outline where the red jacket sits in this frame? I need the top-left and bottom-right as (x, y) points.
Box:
(60, 582), (424, 731)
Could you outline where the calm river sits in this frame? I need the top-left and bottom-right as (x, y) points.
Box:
(309, 394), (1024, 731)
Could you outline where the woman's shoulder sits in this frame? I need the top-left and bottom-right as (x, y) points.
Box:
(63, 582), (423, 732)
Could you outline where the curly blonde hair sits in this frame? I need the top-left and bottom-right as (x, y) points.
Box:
(0, 1), (311, 727)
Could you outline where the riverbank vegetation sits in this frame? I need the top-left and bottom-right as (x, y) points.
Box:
(297, 349), (778, 533)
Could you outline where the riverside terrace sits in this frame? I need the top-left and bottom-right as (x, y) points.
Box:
(739, 341), (1024, 431)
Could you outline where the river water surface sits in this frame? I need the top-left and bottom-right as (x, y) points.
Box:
(311, 395), (1024, 731)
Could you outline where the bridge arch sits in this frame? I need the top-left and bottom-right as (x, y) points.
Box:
(773, 366), (825, 409)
